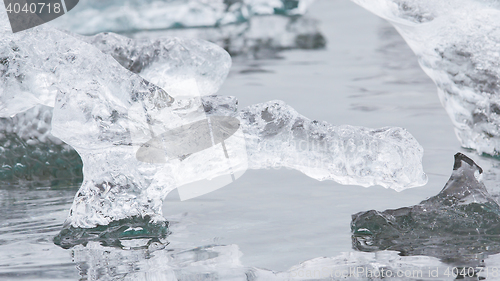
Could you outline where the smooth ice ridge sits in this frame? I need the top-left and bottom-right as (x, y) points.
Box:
(352, 153), (500, 265)
(50, 0), (316, 34)
(350, 0), (500, 155)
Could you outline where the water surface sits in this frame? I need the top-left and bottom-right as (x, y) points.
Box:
(3, 0), (500, 279)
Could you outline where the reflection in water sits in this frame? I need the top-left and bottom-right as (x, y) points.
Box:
(70, 242), (471, 280)
(71, 243), (248, 280)
(70, 239), (500, 280)
(0, 186), (79, 280)
(0, 183), (462, 280)
(352, 153), (500, 267)
(375, 23), (423, 77)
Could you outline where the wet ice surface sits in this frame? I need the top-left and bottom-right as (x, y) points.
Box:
(1, 11), (426, 231)
(4, 0), (500, 280)
(350, 0), (500, 156)
(352, 153), (500, 266)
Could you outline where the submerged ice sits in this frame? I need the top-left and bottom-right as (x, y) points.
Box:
(352, 153), (500, 265)
(350, 0), (500, 155)
(0, 105), (82, 183)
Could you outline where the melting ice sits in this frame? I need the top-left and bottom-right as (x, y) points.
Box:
(0, 8), (426, 240)
(350, 0), (500, 156)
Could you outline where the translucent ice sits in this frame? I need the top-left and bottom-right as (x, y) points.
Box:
(52, 90), (427, 237)
(352, 153), (500, 265)
(0, 9), (426, 236)
(0, 20), (166, 118)
(78, 32), (232, 96)
(50, 0), (316, 34)
(240, 100), (427, 191)
(350, 0), (500, 155)
(0, 12), (232, 182)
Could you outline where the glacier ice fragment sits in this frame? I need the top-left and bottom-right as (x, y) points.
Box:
(352, 152), (500, 265)
(350, 0), (500, 155)
(52, 89), (427, 231)
(0, 10), (426, 237)
(0, 14), (232, 183)
(0, 14), (167, 118)
(240, 100), (427, 191)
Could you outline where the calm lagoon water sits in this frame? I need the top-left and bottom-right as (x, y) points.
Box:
(3, 0), (500, 280)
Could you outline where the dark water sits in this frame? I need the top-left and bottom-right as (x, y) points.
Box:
(4, 0), (500, 280)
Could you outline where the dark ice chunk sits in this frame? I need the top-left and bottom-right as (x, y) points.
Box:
(352, 153), (500, 265)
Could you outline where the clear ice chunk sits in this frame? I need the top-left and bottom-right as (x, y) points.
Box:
(240, 100), (427, 191)
(77, 32), (232, 97)
(0, 15), (167, 118)
(350, 0), (500, 155)
(352, 153), (500, 265)
(0, 11), (232, 182)
(52, 88), (427, 231)
(49, 0), (316, 34)
(0, 8), (426, 232)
